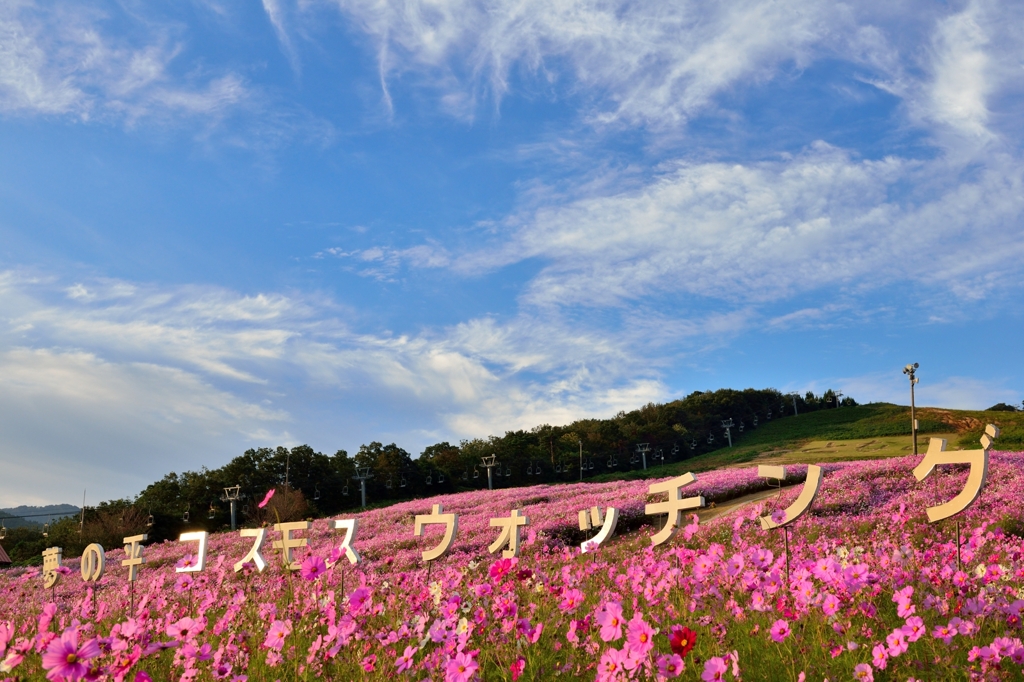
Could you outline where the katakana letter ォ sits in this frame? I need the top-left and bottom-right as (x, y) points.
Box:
(488, 509), (529, 559)
(122, 534), (147, 582)
(176, 531), (209, 573)
(414, 504), (459, 562)
(233, 528), (268, 573)
(645, 473), (705, 546)
(758, 464), (823, 530)
(273, 521), (311, 571)
(330, 519), (361, 566)
(80, 543), (106, 582)
(42, 547), (63, 588)
(914, 424), (999, 523)
(578, 506), (619, 553)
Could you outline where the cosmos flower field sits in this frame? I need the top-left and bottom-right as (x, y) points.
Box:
(3, 453), (1024, 681)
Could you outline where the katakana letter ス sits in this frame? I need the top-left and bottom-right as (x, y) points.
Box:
(578, 506), (619, 553)
(273, 521), (311, 570)
(645, 473), (705, 546)
(488, 509), (529, 559)
(758, 464), (823, 530)
(330, 519), (361, 566)
(42, 546), (63, 588)
(414, 503), (459, 562)
(234, 528), (268, 573)
(122, 534), (147, 582)
(914, 424), (999, 523)
(176, 531), (209, 573)
(80, 543), (106, 582)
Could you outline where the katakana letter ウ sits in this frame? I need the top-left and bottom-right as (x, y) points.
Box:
(42, 546), (63, 588)
(414, 504), (459, 562)
(488, 509), (529, 559)
(645, 473), (705, 546)
(758, 464), (823, 530)
(176, 531), (209, 573)
(122, 534), (147, 582)
(273, 521), (311, 571)
(914, 424), (999, 523)
(234, 528), (268, 573)
(80, 543), (106, 582)
(330, 519), (361, 566)
(578, 506), (619, 553)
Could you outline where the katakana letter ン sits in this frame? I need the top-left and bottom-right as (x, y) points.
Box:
(80, 543), (106, 582)
(414, 503), (459, 562)
(645, 473), (705, 546)
(176, 531), (209, 573)
(122, 534), (147, 582)
(330, 519), (361, 566)
(488, 509), (529, 559)
(273, 521), (311, 571)
(758, 464), (823, 530)
(914, 424), (999, 523)
(233, 528), (268, 573)
(42, 547), (63, 588)
(578, 506), (619, 553)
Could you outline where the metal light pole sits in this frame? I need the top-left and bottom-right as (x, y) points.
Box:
(903, 363), (920, 456)
(788, 393), (799, 415)
(353, 467), (373, 508)
(721, 419), (734, 447)
(636, 443), (650, 470)
(835, 391), (844, 408)
(579, 439), (584, 481)
(481, 455), (498, 490)
(221, 485), (241, 531)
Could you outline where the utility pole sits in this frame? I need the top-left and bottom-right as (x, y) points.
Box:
(481, 455), (498, 490)
(353, 468), (373, 508)
(903, 364), (920, 456)
(721, 419), (734, 447)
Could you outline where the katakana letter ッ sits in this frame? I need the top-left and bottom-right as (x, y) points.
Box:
(578, 506), (619, 553)
(42, 546), (63, 588)
(330, 519), (361, 566)
(914, 424), (999, 523)
(273, 521), (311, 570)
(176, 531), (209, 573)
(758, 464), (823, 530)
(645, 473), (705, 546)
(122, 534), (147, 582)
(80, 543), (106, 582)
(414, 503), (459, 562)
(488, 509), (529, 559)
(234, 528), (268, 573)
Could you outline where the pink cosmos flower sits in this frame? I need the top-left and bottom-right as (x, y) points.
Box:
(656, 653), (684, 678)
(559, 589), (584, 613)
(902, 616), (925, 642)
(871, 643), (888, 669)
(853, 663), (873, 681)
(395, 645), (417, 673)
(257, 489), (275, 508)
(701, 656), (727, 682)
(445, 651), (478, 682)
(362, 654), (377, 671)
(598, 648), (629, 679)
(509, 656), (525, 681)
(166, 617), (202, 642)
(597, 602), (625, 642)
(770, 509), (787, 525)
(932, 623), (955, 644)
(300, 555), (327, 581)
(885, 629), (908, 657)
(769, 619), (791, 643)
(821, 593), (840, 616)
(625, 614), (655, 658)
(263, 620), (292, 651)
(41, 629), (100, 682)
(349, 586), (372, 615)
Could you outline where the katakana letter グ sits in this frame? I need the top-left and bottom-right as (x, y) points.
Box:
(176, 531), (209, 573)
(757, 464), (823, 530)
(914, 424), (999, 523)
(42, 546), (63, 588)
(273, 521), (311, 571)
(233, 528), (268, 573)
(80, 543), (106, 582)
(414, 504), (459, 562)
(578, 506), (619, 553)
(488, 509), (529, 559)
(330, 519), (361, 566)
(122, 534), (147, 582)
(645, 473), (705, 546)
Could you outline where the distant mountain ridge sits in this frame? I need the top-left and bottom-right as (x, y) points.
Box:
(0, 504), (80, 529)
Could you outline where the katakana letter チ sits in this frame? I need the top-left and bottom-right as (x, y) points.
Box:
(914, 424), (999, 523)
(414, 504), (459, 562)
(645, 473), (705, 546)
(488, 509), (529, 559)
(80, 543), (106, 582)
(122, 534), (147, 582)
(330, 519), (361, 566)
(578, 506), (619, 553)
(42, 546), (63, 588)
(273, 521), (311, 571)
(234, 528), (268, 573)
(176, 531), (209, 573)
(758, 464), (823, 530)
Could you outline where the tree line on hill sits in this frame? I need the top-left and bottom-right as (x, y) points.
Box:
(1, 387), (854, 565)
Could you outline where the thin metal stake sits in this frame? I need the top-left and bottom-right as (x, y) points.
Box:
(956, 520), (962, 573)
(130, 581), (135, 615)
(784, 526), (791, 585)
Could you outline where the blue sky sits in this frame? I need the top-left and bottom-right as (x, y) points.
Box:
(1, 0), (1022, 506)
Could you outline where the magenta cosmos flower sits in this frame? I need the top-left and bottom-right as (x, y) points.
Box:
(769, 619), (791, 643)
(300, 555), (327, 581)
(263, 620), (292, 652)
(257, 489), (275, 508)
(395, 645), (417, 673)
(41, 629), (100, 682)
(701, 656), (727, 682)
(444, 651), (478, 682)
(596, 601), (624, 642)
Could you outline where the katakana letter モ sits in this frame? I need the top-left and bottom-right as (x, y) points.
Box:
(122, 534), (147, 582)
(488, 509), (529, 559)
(758, 464), (823, 530)
(234, 528), (268, 573)
(645, 473), (705, 546)
(273, 521), (311, 570)
(914, 424), (999, 523)
(330, 519), (361, 566)
(578, 506), (619, 553)
(80, 543), (106, 582)
(42, 547), (63, 588)
(176, 531), (209, 573)
(414, 504), (459, 562)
